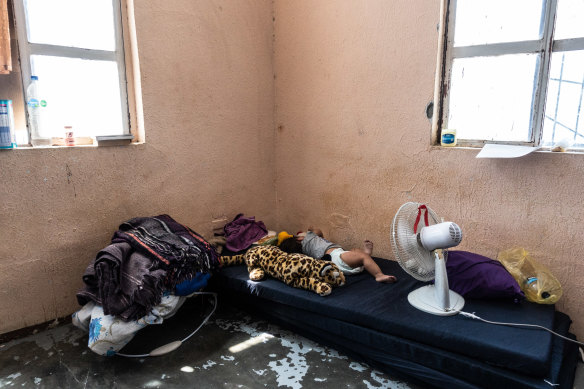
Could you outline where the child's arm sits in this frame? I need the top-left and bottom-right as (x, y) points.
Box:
(296, 227), (324, 243)
(308, 227), (324, 237)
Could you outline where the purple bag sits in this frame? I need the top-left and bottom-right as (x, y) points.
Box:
(446, 251), (525, 302)
(224, 214), (268, 252)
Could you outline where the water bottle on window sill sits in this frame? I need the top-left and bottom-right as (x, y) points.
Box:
(26, 75), (50, 147)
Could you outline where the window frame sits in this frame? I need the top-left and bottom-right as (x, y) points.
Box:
(434, 0), (584, 149)
(11, 0), (135, 144)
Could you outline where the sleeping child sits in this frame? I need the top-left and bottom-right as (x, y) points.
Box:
(279, 227), (397, 283)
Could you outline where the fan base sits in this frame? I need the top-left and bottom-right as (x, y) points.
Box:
(407, 285), (465, 316)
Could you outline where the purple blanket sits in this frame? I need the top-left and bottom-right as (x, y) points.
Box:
(224, 213), (268, 252)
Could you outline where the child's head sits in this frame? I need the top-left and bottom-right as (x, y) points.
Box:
(278, 236), (303, 254)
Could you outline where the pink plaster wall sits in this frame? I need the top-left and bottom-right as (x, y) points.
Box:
(0, 0), (276, 335)
(1, 0), (583, 344)
(273, 0), (584, 339)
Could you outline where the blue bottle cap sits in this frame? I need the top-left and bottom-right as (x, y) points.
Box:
(31, 75), (38, 80)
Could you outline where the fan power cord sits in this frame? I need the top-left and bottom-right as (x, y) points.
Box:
(116, 292), (218, 358)
(458, 311), (584, 347)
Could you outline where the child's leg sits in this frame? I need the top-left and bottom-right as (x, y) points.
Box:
(340, 249), (397, 283)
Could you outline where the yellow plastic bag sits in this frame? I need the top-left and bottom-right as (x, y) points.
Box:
(497, 248), (562, 304)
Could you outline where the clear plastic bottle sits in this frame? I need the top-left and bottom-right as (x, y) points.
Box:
(26, 75), (50, 146)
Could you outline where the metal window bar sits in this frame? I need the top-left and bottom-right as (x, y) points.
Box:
(545, 53), (584, 144)
(573, 68), (584, 143)
(549, 78), (583, 85)
(544, 116), (584, 141)
(549, 54), (565, 142)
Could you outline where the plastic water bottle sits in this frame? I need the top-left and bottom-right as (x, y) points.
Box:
(26, 76), (50, 146)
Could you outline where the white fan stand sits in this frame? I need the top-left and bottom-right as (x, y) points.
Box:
(407, 250), (464, 316)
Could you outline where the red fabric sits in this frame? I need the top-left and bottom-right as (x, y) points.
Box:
(413, 205), (429, 234)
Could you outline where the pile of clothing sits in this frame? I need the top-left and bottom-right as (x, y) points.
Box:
(73, 215), (220, 356)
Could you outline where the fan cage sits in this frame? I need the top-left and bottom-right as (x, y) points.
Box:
(391, 202), (444, 282)
(449, 223), (463, 243)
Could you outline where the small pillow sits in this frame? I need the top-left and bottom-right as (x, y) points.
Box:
(446, 251), (525, 302)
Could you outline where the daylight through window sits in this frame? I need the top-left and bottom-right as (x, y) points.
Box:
(13, 0), (129, 146)
(438, 0), (584, 149)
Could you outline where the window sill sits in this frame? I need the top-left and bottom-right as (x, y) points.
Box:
(4, 135), (137, 150)
(430, 145), (584, 155)
(6, 142), (142, 151)
(10, 144), (98, 150)
(95, 135), (134, 146)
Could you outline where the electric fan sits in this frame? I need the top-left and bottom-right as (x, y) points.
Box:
(391, 202), (465, 316)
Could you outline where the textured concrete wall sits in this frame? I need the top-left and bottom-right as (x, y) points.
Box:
(273, 0), (584, 339)
(2, 0), (583, 344)
(0, 0), (275, 335)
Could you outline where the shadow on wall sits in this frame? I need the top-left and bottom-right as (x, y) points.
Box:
(327, 213), (356, 249)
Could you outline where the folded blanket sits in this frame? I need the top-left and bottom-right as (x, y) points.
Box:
(77, 242), (167, 321)
(77, 215), (219, 321)
(113, 215), (219, 285)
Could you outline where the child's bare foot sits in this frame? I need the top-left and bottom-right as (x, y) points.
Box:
(376, 274), (397, 283)
(363, 240), (374, 256)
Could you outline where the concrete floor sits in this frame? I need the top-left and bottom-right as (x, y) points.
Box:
(0, 298), (582, 389)
(0, 298), (419, 389)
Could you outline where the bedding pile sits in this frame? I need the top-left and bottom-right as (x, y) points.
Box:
(74, 215), (219, 355)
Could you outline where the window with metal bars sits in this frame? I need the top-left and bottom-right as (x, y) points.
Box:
(435, 0), (584, 150)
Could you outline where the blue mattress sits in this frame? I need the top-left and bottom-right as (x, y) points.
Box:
(211, 257), (579, 388)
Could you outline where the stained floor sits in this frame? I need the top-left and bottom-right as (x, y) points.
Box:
(0, 298), (418, 389)
(1, 297), (582, 389)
